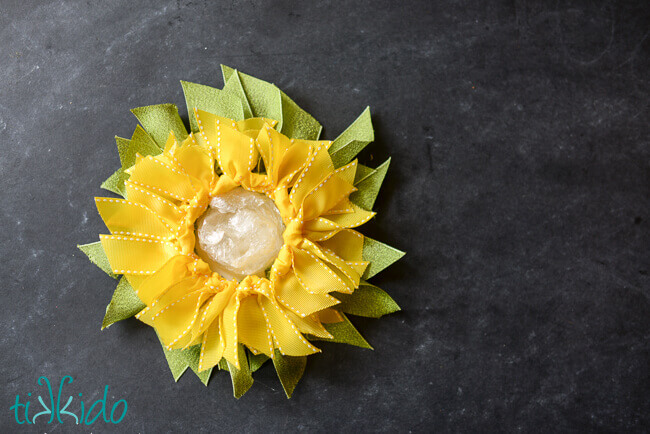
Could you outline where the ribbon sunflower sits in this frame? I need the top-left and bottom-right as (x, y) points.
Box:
(79, 66), (404, 398)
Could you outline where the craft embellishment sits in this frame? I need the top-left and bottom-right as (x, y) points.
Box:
(79, 66), (404, 398)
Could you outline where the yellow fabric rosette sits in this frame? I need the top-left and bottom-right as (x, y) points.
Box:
(80, 66), (403, 398)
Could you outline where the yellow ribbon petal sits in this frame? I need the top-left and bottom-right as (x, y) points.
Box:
(173, 135), (215, 188)
(129, 155), (196, 202)
(274, 270), (340, 317)
(237, 295), (273, 357)
(100, 235), (180, 275)
(292, 246), (351, 294)
(135, 255), (196, 304)
(286, 310), (332, 339)
(198, 320), (224, 372)
(300, 170), (356, 221)
(221, 295), (242, 368)
(95, 198), (173, 239)
(289, 142), (333, 208)
(124, 181), (185, 229)
(214, 120), (258, 181)
(324, 203), (376, 229)
(259, 296), (320, 357)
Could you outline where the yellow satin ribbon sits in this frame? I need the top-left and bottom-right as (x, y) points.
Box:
(96, 112), (373, 371)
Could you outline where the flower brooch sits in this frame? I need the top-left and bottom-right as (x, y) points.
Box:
(79, 66), (404, 398)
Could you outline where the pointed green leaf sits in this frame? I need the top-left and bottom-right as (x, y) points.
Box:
(226, 345), (254, 398)
(272, 350), (306, 398)
(280, 92), (322, 140)
(222, 72), (253, 118)
(101, 277), (146, 329)
(362, 237), (405, 279)
(185, 345), (213, 386)
(221, 63), (236, 83)
(100, 167), (128, 197)
(116, 126), (161, 171)
(350, 158), (390, 210)
(181, 80), (244, 133)
(354, 163), (376, 184)
(222, 65), (322, 139)
(77, 241), (117, 279)
(318, 313), (373, 349)
(115, 136), (131, 166)
(249, 353), (270, 372)
(131, 122), (161, 149)
(329, 107), (374, 168)
(157, 335), (213, 385)
(131, 104), (188, 147)
(334, 282), (400, 318)
(157, 333), (190, 382)
(220, 65), (283, 130)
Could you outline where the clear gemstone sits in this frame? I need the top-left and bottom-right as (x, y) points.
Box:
(195, 187), (285, 280)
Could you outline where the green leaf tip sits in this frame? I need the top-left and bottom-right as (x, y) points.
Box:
(335, 282), (400, 319)
(116, 125), (161, 171)
(100, 167), (128, 197)
(180, 80), (244, 132)
(222, 71), (253, 119)
(314, 313), (373, 349)
(77, 241), (117, 279)
(350, 157), (391, 211)
(329, 107), (374, 168)
(101, 277), (146, 330)
(220, 65), (283, 130)
(249, 353), (270, 372)
(158, 334), (190, 382)
(272, 350), (307, 399)
(157, 334), (213, 385)
(362, 237), (405, 279)
(222, 64), (323, 140)
(227, 345), (254, 398)
(131, 103), (188, 147)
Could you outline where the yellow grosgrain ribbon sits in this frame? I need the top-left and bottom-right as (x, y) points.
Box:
(96, 115), (379, 372)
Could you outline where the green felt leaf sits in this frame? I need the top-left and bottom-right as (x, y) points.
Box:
(354, 163), (375, 184)
(131, 122), (161, 149)
(221, 63), (235, 82)
(222, 65), (321, 139)
(334, 282), (400, 318)
(226, 345), (254, 398)
(101, 277), (146, 329)
(222, 72), (253, 119)
(186, 345), (213, 386)
(329, 107), (374, 168)
(221, 65), (283, 130)
(77, 241), (117, 279)
(157, 334), (189, 382)
(131, 104), (188, 147)
(100, 167), (128, 197)
(350, 158), (390, 211)
(272, 350), (306, 398)
(115, 136), (131, 166)
(362, 237), (405, 279)
(181, 80), (244, 133)
(157, 336), (212, 385)
(249, 353), (270, 372)
(280, 91), (322, 140)
(319, 313), (373, 349)
(116, 126), (161, 170)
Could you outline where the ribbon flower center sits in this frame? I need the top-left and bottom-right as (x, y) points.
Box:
(195, 187), (285, 280)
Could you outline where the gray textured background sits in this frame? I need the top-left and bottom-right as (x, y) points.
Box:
(1, 0), (648, 432)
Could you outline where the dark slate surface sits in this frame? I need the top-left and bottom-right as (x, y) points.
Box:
(1, 1), (648, 432)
